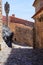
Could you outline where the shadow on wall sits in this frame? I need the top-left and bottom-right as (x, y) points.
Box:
(4, 48), (43, 65)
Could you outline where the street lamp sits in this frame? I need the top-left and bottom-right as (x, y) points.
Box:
(4, 2), (10, 26)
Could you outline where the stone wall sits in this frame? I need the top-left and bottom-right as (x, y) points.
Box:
(34, 0), (43, 13)
(35, 21), (43, 48)
(0, 0), (7, 50)
(33, 12), (43, 48)
(13, 24), (33, 46)
(6, 16), (34, 46)
(35, 0), (40, 12)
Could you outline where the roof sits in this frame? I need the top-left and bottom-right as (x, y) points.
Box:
(32, 7), (43, 18)
(10, 16), (34, 27)
(2, 15), (34, 27)
(33, 0), (37, 6)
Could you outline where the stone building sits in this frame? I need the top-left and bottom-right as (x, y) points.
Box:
(0, 0), (7, 50)
(3, 15), (34, 46)
(32, 0), (43, 48)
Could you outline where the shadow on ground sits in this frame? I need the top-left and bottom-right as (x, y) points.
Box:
(4, 48), (43, 65)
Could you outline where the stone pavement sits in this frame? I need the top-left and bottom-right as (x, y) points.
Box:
(0, 47), (11, 65)
(0, 43), (43, 65)
(0, 43), (33, 65)
(32, 49), (43, 65)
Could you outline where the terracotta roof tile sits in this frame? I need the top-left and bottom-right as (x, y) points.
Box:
(2, 16), (34, 27)
(10, 17), (34, 27)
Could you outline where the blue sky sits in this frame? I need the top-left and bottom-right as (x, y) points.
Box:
(2, 0), (35, 22)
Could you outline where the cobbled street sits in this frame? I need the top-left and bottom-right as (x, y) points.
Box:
(0, 43), (43, 65)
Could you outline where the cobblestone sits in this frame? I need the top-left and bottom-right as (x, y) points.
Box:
(0, 44), (43, 65)
(3, 48), (32, 65)
(0, 44), (33, 65)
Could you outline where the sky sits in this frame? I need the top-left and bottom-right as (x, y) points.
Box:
(2, 0), (35, 22)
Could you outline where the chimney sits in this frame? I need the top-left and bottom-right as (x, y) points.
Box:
(12, 14), (15, 17)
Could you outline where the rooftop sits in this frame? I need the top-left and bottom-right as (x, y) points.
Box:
(32, 7), (43, 18)
(33, 0), (37, 6)
(2, 15), (34, 27)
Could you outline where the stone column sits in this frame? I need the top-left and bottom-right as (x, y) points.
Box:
(0, 0), (7, 50)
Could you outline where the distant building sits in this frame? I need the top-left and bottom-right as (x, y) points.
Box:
(2, 14), (34, 46)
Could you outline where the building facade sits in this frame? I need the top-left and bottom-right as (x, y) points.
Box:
(0, 0), (6, 50)
(3, 15), (34, 46)
(32, 0), (43, 48)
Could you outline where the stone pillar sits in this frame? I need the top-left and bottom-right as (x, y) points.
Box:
(0, 0), (7, 50)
